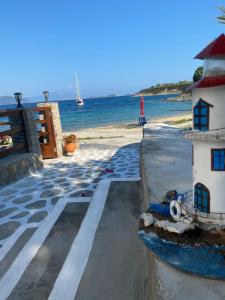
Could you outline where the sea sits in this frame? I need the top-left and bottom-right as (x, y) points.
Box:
(0, 94), (191, 132)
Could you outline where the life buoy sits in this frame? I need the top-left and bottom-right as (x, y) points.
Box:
(170, 200), (181, 221)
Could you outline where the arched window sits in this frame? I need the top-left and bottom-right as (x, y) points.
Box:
(193, 99), (213, 131)
(194, 183), (210, 213)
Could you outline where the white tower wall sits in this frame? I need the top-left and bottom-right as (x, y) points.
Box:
(193, 86), (225, 130)
(193, 140), (225, 213)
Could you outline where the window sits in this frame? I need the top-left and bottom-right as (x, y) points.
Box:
(211, 149), (225, 171)
(194, 183), (210, 213)
(193, 99), (213, 131)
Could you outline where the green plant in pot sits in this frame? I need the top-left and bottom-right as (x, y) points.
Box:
(63, 134), (79, 154)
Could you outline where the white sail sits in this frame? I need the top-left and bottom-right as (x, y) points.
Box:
(75, 72), (84, 105)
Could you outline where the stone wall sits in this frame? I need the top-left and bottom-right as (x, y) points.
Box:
(0, 108), (43, 187)
(148, 252), (225, 300)
(22, 109), (42, 157)
(0, 153), (43, 187)
(37, 102), (63, 157)
(8, 109), (42, 158)
(8, 109), (28, 155)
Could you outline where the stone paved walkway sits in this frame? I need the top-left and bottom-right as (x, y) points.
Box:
(0, 137), (140, 252)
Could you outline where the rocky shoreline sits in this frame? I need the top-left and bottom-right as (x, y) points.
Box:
(163, 93), (192, 102)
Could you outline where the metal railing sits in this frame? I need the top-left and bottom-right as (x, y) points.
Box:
(185, 127), (225, 140)
(187, 207), (225, 221)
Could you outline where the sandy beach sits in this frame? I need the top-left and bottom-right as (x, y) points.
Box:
(68, 113), (192, 139)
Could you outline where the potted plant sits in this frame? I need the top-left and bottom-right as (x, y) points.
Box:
(63, 134), (79, 154)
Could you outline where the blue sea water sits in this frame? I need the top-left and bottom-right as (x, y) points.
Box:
(0, 94), (191, 131)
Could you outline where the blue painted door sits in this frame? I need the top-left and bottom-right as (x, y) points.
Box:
(194, 183), (210, 213)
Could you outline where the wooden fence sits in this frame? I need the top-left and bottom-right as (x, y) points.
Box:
(0, 109), (28, 159)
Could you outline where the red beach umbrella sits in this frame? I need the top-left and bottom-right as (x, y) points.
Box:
(140, 96), (145, 116)
(139, 96), (147, 126)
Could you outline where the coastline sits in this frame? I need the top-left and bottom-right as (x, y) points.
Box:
(135, 92), (179, 97)
(65, 113), (192, 138)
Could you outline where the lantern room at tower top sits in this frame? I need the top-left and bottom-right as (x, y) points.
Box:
(186, 33), (225, 228)
(192, 34), (225, 89)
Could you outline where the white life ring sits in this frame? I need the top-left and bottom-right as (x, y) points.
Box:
(170, 200), (181, 221)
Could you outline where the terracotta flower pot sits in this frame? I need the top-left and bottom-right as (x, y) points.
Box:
(64, 142), (78, 154)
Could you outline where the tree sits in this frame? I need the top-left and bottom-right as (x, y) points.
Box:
(193, 66), (203, 82)
(216, 6), (225, 23)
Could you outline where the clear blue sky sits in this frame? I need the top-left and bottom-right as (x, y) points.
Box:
(0, 0), (224, 98)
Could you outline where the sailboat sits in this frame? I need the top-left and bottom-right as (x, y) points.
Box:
(76, 72), (84, 106)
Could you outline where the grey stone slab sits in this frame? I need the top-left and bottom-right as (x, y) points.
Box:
(13, 195), (33, 204)
(0, 221), (20, 240)
(58, 173), (67, 177)
(75, 181), (149, 300)
(40, 189), (61, 198)
(54, 178), (67, 183)
(69, 172), (84, 178)
(26, 200), (46, 209)
(21, 188), (37, 195)
(70, 190), (94, 197)
(107, 174), (121, 178)
(59, 182), (71, 187)
(27, 212), (48, 223)
(43, 171), (55, 176)
(1, 189), (17, 196)
(0, 207), (17, 218)
(8, 203), (89, 300)
(42, 184), (55, 189)
(0, 228), (36, 279)
(14, 181), (36, 188)
(76, 183), (91, 189)
(115, 168), (127, 172)
(91, 178), (101, 183)
(2, 197), (15, 203)
(51, 196), (63, 205)
(11, 211), (30, 219)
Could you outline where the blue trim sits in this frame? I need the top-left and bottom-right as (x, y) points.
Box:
(139, 231), (225, 280)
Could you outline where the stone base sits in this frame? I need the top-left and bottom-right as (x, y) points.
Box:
(0, 153), (43, 187)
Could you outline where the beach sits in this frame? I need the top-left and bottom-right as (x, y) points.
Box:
(72, 113), (192, 139)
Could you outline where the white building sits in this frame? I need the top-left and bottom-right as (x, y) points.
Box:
(186, 34), (225, 227)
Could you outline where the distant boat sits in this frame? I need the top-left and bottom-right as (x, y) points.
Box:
(76, 72), (84, 106)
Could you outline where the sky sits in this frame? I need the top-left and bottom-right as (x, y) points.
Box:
(0, 0), (224, 99)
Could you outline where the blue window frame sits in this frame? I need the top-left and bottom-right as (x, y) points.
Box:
(193, 99), (212, 131)
(211, 149), (225, 171)
(194, 183), (210, 213)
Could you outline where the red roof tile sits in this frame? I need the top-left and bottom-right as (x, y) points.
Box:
(188, 74), (225, 89)
(195, 34), (225, 59)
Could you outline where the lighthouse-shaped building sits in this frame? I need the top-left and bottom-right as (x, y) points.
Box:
(186, 34), (225, 227)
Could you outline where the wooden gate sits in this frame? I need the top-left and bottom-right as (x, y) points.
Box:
(33, 107), (58, 159)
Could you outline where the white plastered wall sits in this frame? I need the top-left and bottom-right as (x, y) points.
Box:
(192, 85), (225, 130)
(193, 140), (225, 213)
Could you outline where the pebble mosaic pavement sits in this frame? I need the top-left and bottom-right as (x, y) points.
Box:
(0, 139), (140, 250)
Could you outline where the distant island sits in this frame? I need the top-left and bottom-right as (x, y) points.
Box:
(0, 96), (17, 105)
(136, 81), (192, 96)
(0, 95), (34, 105)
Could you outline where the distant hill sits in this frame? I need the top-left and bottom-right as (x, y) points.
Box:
(0, 96), (16, 105)
(0, 95), (33, 105)
(136, 81), (192, 96)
